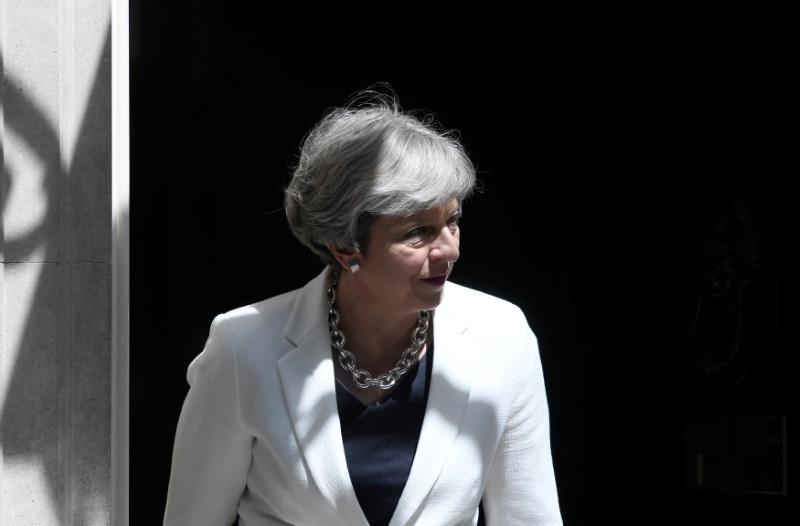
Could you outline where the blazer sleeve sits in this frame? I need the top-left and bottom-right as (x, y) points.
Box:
(163, 315), (253, 526)
(481, 308), (563, 525)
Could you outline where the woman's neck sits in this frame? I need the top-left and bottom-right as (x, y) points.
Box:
(331, 270), (422, 373)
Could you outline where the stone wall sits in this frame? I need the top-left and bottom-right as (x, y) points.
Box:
(1, 1), (117, 524)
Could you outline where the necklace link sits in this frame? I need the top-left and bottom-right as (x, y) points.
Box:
(327, 272), (430, 390)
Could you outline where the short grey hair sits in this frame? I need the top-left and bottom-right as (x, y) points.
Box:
(284, 85), (478, 267)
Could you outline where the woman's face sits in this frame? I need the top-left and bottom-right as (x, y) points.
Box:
(357, 198), (461, 314)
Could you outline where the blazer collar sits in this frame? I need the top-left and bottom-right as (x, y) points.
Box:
(278, 267), (366, 524)
(282, 266), (331, 348)
(278, 269), (476, 525)
(391, 282), (475, 524)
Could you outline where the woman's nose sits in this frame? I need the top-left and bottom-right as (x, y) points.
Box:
(432, 227), (460, 262)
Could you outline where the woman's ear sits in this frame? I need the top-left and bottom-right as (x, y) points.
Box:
(327, 244), (360, 273)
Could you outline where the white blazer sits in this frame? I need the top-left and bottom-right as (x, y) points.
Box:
(164, 267), (562, 525)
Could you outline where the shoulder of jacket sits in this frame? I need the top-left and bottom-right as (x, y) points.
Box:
(444, 280), (524, 318)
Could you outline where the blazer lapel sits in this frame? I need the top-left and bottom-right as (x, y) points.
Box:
(391, 284), (476, 524)
(277, 268), (366, 525)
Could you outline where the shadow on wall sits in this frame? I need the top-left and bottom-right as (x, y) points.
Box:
(0, 28), (112, 524)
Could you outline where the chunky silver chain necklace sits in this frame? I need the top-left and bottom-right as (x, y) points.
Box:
(327, 272), (430, 390)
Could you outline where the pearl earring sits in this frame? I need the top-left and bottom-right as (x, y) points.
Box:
(348, 259), (360, 274)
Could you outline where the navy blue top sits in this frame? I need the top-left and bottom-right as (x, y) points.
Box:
(336, 350), (432, 526)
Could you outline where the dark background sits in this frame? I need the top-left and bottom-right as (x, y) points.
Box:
(130, 6), (796, 525)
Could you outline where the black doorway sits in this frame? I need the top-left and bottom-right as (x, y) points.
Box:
(130, 6), (796, 524)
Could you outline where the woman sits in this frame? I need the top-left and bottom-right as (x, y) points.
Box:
(164, 84), (562, 525)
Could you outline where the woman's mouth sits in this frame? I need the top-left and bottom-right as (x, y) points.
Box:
(422, 274), (448, 286)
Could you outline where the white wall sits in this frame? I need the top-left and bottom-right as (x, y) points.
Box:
(0, 0), (125, 523)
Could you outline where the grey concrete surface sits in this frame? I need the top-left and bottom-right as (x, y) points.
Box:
(1, 1), (114, 524)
